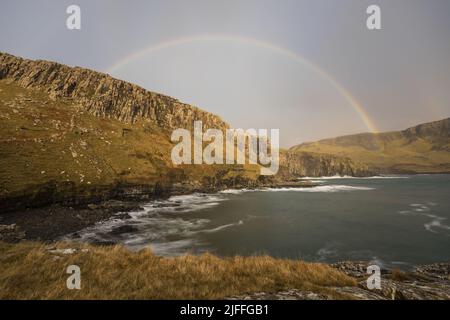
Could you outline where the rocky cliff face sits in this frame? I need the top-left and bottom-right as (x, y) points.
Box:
(278, 150), (373, 178)
(0, 52), (227, 131)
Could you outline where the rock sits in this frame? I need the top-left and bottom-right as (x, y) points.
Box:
(332, 286), (386, 300)
(48, 247), (89, 255)
(331, 261), (390, 278)
(0, 224), (26, 242)
(114, 212), (132, 220)
(333, 261), (450, 300)
(226, 289), (330, 300)
(228, 262), (450, 300)
(0, 52), (228, 132)
(92, 200), (144, 212)
(90, 239), (117, 246)
(226, 287), (386, 300)
(79, 140), (88, 149)
(415, 263), (450, 280)
(358, 279), (450, 300)
(277, 151), (374, 178)
(87, 203), (100, 210)
(48, 248), (77, 255)
(109, 225), (139, 235)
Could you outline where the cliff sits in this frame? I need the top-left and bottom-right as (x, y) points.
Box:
(0, 52), (227, 131)
(278, 150), (373, 178)
(0, 53), (259, 212)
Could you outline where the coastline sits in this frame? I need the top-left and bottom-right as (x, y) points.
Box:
(0, 179), (318, 242)
(1, 177), (449, 300)
(0, 240), (448, 300)
(2, 173), (449, 243)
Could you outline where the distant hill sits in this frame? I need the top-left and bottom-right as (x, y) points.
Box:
(290, 118), (450, 174)
(0, 53), (260, 211)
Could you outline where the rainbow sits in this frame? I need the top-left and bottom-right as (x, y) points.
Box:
(107, 34), (379, 133)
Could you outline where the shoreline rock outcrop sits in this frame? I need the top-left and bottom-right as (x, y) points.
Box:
(278, 150), (374, 178)
(227, 261), (450, 300)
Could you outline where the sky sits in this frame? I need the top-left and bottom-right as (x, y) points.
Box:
(1, 0), (450, 147)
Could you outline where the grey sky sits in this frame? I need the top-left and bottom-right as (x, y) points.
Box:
(1, 0), (449, 147)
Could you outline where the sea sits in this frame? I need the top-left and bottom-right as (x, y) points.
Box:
(66, 174), (450, 269)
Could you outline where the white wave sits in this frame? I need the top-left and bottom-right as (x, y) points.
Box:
(369, 257), (387, 269)
(219, 189), (254, 194)
(197, 220), (244, 234)
(63, 190), (246, 254)
(133, 193), (228, 215)
(220, 185), (374, 193)
(264, 185), (374, 192)
(298, 175), (409, 180)
(316, 242), (340, 261)
(149, 239), (199, 256)
(167, 193), (225, 204)
(397, 203), (450, 234)
(364, 175), (409, 179)
(299, 175), (353, 180)
(424, 218), (450, 233)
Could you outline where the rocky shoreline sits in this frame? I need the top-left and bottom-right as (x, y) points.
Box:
(2, 215), (448, 300)
(0, 200), (143, 242)
(0, 180), (317, 242)
(1, 181), (449, 300)
(227, 261), (450, 300)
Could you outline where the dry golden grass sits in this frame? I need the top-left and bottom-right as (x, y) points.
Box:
(0, 241), (357, 300)
(389, 269), (416, 282)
